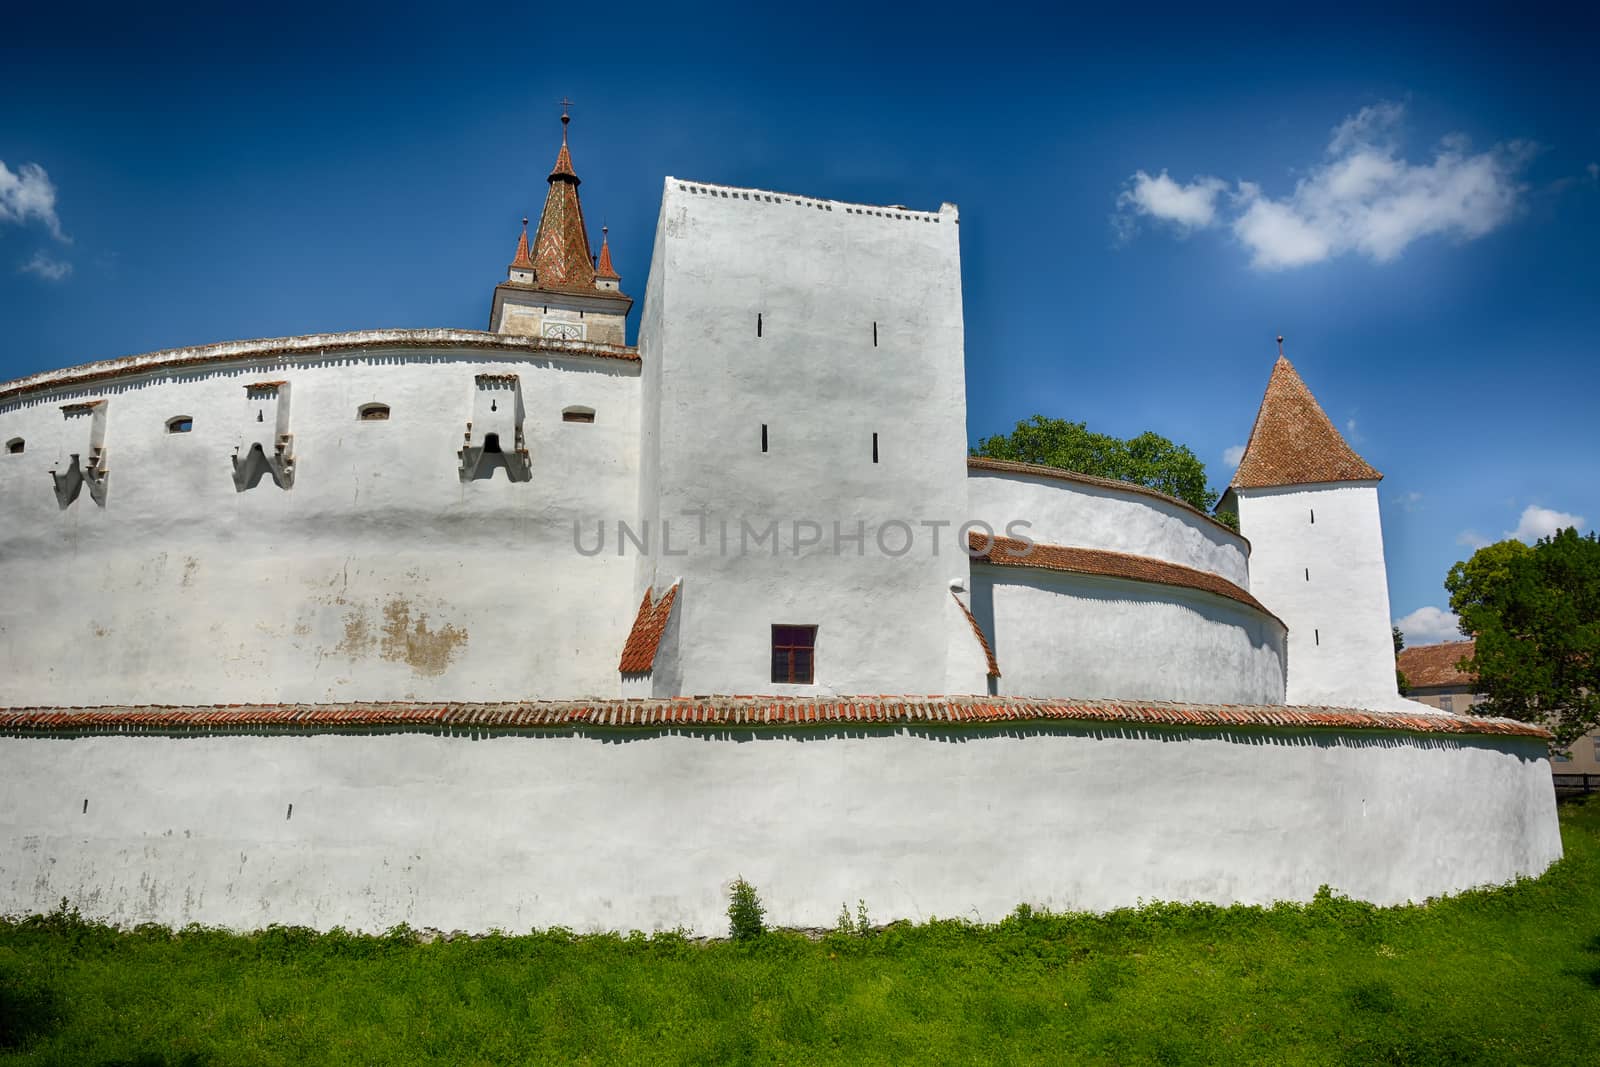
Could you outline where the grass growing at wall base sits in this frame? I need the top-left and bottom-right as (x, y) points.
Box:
(3, 798), (1598, 1064)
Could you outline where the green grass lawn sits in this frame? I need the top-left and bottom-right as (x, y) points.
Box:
(4, 797), (1598, 1065)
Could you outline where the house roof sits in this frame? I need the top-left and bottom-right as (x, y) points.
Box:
(0, 696), (1548, 739)
(1397, 640), (1476, 689)
(1232, 356), (1382, 490)
(970, 533), (1279, 624)
(619, 584), (679, 673)
(951, 592), (1000, 678)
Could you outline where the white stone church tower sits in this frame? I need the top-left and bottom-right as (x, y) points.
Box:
(1220, 344), (1409, 711)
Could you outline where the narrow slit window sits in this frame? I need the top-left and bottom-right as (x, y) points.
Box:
(757, 313), (763, 338)
(761, 424), (768, 453)
(873, 321), (878, 347)
(1305, 568), (1310, 581)
(771, 625), (817, 684)
(5, 437), (23, 454)
(1310, 509), (1315, 524)
(1315, 628), (1320, 646)
(357, 403), (390, 421)
(166, 416), (193, 434)
(872, 433), (879, 463)
(562, 407), (596, 424)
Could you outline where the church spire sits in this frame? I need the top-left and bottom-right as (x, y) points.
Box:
(529, 105), (596, 291)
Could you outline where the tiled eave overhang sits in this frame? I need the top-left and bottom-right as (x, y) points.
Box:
(0, 328), (640, 404)
(0, 696), (1549, 740)
(971, 533), (1281, 625)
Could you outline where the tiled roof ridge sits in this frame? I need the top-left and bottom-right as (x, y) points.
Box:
(1397, 640), (1478, 689)
(967, 456), (1248, 548)
(618, 583), (680, 673)
(0, 329), (639, 402)
(972, 533), (1280, 624)
(0, 696), (1547, 740)
(1231, 356), (1382, 490)
(951, 592), (1000, 678)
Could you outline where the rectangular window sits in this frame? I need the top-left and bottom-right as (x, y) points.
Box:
(872, 433), (879, 463)
(1551, 750), (1571, 763)
(873, 321), (878, 347)
(761, 424), (768, 453)
(1437, 694), (1453, 713)
(771, 625), (816, 684)
(757, 313), (763, 338)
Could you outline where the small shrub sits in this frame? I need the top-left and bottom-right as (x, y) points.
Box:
(727, 877), (766, 941)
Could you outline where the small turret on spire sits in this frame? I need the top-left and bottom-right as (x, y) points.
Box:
(510, 216), (533, 270)
(595, 225), (620, 284)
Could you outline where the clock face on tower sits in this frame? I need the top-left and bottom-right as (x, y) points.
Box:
(543, 321), (583, 341)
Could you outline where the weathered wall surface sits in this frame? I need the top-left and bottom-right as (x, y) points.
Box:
(968, 468), (1250, 587)
(636, 180), (972, 695)
(1238, 481), (1413, 710)
(0, 727), (1560, 933)
(0, 342), (641, 705)
(973, 566), (1286, 704)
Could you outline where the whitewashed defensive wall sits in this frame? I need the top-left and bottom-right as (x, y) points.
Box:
(0, 699), (1561, 934)
(0, 330), (642, 706)
(966, 458), (1286, 705)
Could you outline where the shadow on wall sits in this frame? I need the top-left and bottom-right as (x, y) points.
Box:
(0, 722), (1548, 761)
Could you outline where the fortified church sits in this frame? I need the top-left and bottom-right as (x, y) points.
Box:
(0, 116), (1562, 934)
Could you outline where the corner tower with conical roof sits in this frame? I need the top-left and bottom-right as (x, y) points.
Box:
(489, 110), (632, 344)
(1220, 341), (1414, 711)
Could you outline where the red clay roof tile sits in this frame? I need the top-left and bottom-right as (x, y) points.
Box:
(0, 696), (1547, 739)
(619, 583), (679, 673)
(1232, 356), (1382, 490)
(1396, 640), (1476, 689)
(971, 533), (1280, 623)
(951, 592), (1000, 678)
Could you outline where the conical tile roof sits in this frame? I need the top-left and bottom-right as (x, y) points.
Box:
(1232, 356), (1382, 489)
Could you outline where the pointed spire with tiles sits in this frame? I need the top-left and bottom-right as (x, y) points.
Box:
(488, 106), (633, 344)
(530, 109), (596, 293)
(595, 225), (620, 289)
(1231, 340), (1382, 490)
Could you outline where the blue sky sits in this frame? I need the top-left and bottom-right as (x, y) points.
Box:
(3, 2), (1597, 641)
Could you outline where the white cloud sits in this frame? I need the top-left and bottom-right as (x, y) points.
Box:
(1115, 102), (1534, 269)
(0, 161), (68, 242)
(1117, 170), (1228, 232)
(18, 251), (71, 281)
(1505, 504), (1585, 543)
(1393, 490), (1422, 512)
(1394, 605), (1463, 645)
(1456, 529), (1490, 550)
(1222, 443), (1246, 467)
(1343, 417), (1364, 444)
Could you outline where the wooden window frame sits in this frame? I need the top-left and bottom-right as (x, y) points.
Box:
(771, 624), (817, 685)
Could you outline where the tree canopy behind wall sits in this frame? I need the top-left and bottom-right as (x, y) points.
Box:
(973, 416), (1224, 519)
(1447, 528), (1600, 749)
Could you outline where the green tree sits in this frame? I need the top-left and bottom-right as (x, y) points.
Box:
(1446, 528), (1600, 749)
(1393, 627), (1409, 695)
(973, 416), (1224, 518)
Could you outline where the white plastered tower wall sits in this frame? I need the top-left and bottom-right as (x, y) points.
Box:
(1225, 353), (1431, 712)
(1235, 481), (1412, 709)
(634, 179), (972, 695)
